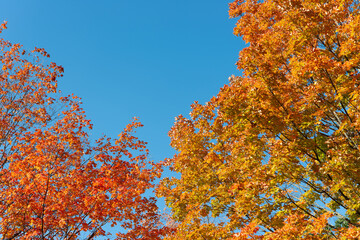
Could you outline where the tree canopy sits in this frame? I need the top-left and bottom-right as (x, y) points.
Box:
(0, 22), (168, 239)
(158, 0), (360, 239)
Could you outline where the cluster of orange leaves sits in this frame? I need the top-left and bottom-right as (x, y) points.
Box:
(158, 0), (360, 239)
(0, 22), (170, 239)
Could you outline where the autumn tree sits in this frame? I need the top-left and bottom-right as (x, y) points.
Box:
(0, 22), (168, 239)
(157, 0), (360, 239)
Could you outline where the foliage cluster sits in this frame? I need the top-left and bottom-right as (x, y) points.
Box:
(158, 0), (360, 239)
(0, 23), (168, 239)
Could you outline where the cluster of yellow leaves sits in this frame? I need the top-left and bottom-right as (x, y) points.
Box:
(0, 23), (170, 239)
(158, 0), (360, 239)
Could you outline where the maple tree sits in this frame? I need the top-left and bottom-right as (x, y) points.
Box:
(157, 0), (360, 239)
(0, 22), (169, 239)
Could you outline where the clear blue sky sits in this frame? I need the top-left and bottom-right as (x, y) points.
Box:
(0, 0), (244, 234)
(0, 0), (244, 164)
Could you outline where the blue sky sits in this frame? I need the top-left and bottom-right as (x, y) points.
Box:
(0, 0), (244, 234)
(0, 0), (244, 165)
